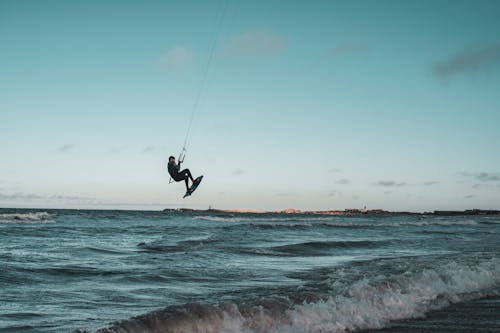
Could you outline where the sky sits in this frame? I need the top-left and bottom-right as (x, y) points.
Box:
(1, 0), (500, 211)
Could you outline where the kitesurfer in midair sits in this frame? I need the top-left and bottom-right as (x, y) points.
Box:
(167, 156), (195, 191)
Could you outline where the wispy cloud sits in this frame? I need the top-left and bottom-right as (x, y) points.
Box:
(464, 194), (475, 199)
(0, 191), (95, 202)
(328, 190), (343, 197)
(335, 178), (350, 185)
(57, 144), (75, 153)
(223, 30), (286, 57)
(161, 45), (193, 69)
(476, 172), (500, 182)
(141, 145), (155, 153)
(432, 43), (500, 80)
(423, 181), (439, 186)
(328, 168), (342, 173)
(0, 192), (44, 200)
(460, 171), (500, 182)
(47, 194), (95, 201)
(374, 180), (407, 187)
(232, 168), (243, 176)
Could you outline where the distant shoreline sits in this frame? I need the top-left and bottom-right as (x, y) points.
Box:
(163, 208), (500, 217)
(1, 207), (499, 216)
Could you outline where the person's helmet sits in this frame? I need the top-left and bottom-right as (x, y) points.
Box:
(169, 156), (175, 161)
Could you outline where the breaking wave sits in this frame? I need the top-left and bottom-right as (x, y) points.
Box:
(0, 211), (53, 224)
(94, 257), (500, 333)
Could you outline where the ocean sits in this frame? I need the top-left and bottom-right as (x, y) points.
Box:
(0, 208), (499, 333)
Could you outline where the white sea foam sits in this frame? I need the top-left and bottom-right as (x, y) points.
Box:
(0, 212), (53, 224)
(280, 258), (500, 333)
(101, 257), (500, 333)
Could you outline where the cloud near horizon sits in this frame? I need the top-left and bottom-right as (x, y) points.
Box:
(432, 43), (500, 80)
(232, 168), (243, 176)
(57, 144), (75, 153)
(328, 190), (343, 197)
(374, 180), (407, 187)
(0, 191), (96, 202)
(423, 181), (439, 186)
(141, 145), (155, 153)
(223, 30), (286, 57)
(335, 178), (350, 185)
(460, 171), (500, 182)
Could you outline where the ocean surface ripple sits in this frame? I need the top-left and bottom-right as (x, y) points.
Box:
(0, 209), (499, 333)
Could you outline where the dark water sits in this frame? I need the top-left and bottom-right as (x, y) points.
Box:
(0, 209), (499, 333)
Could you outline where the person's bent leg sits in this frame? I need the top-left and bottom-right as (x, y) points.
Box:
(184, 169), (194, 182)
(184, 175), (189, 191)
(180, 169), (194, 182)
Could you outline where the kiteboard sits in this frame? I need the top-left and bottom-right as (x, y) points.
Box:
(183, 175), (203, 198)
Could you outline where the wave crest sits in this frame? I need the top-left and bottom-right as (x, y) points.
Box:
(286, 258), (500, 332)
(0, 212), (53, 224)
(94, 257), (500, 333)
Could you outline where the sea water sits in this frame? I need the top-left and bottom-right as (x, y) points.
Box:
(0, 209), (499, 332)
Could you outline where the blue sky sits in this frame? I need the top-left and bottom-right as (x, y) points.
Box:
(1, 0), (500, 211)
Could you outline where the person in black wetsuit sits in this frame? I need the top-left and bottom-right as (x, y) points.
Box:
(167, 156), (195, 191)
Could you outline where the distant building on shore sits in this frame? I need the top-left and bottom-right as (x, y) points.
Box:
(282, 208), (301, 214)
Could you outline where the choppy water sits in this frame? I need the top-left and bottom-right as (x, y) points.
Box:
(0, 209), (499, 333)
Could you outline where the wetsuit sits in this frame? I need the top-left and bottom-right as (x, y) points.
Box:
(168, 161), (193, 190)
